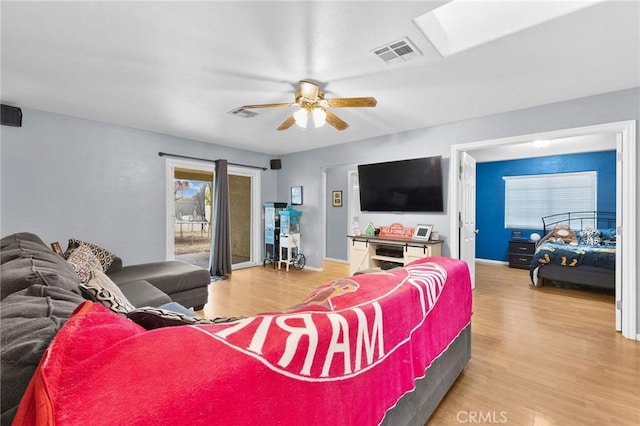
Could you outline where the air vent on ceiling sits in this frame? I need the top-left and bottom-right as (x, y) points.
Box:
(372, 37), (422, 64)
(228, 107), (258, 118)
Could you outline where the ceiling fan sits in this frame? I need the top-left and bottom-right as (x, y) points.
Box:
(240, 80), (377, 131)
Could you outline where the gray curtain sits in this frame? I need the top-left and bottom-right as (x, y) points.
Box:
(209, 159), (232, 279)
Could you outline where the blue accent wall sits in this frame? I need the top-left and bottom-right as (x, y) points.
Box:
(476, 151), (616, 261)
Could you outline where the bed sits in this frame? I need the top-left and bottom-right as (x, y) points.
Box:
(12, 257), (472, 426)
(529, 211), (616, 290)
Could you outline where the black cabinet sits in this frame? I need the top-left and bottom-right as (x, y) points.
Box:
(508, 239), (536, 269)
(264, 202), (287, 267)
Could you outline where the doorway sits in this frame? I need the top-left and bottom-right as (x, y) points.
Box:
(165, 161), (262, 271)
(450, 120), (637, 340)
(166, 159), (215, 269)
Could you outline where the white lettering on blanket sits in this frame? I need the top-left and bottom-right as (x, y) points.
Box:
(193, 263), (447, 382)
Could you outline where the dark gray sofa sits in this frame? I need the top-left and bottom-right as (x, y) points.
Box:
(0, 231), (212, 424)
(1, 232), (211, 309)
(107, 259), (210, 310)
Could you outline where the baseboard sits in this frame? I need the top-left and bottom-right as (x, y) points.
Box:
(304, 265), (323, 272)
(324, 257), (349, 264)
(475, 258), (509, 266)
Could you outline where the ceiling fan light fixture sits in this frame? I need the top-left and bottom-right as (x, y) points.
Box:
(312, 107), (327, 128)
(240, 80), (376, 131)
(293, 107), (309, 129)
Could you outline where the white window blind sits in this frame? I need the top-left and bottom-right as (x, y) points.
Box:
(503, 171), (597, 229)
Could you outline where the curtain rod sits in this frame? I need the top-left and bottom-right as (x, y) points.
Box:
(158, 152), (267, 171)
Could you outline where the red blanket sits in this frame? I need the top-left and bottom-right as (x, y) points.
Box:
(14, 257), (471, 426)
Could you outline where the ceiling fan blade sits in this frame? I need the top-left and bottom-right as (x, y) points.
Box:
(241, 102), (292, 109)
(299, 80), (320, 100)
(325, 110), (349, 131)
(326, 97), (377, 108)
(277, 115), (296, 131)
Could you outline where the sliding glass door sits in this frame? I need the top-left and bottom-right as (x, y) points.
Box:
(228, 166), (261, 269)
(167, 161), (215, 269)
(166, 160), (261, 270)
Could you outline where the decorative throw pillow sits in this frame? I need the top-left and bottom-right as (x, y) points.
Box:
(89, 269), (129, 303)
(63, 238), (116, 272)
(67, 244), (103, 283)
(79, 281), (135, 315)
(126, 306), (242, 330)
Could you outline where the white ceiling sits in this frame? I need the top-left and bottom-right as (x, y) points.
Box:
(1, 1), (638, 156)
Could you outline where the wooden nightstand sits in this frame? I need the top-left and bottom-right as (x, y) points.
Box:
(508, 239), (536, 269)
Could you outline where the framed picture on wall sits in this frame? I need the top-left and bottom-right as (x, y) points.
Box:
(332, 190), (343, 207)
(291, 186), (303, 205)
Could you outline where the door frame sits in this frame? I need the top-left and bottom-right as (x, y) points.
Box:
(165, 157), (216, 261)
(450, 120), (636, 340)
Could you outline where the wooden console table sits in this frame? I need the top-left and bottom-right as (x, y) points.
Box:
(347, 235), (442, 275)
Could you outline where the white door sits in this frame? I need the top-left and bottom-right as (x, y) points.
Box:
(460, 152), (477, 289)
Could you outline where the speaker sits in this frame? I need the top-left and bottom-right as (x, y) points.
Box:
(270, 159), (282, 170)
(1, 104), (22, 127)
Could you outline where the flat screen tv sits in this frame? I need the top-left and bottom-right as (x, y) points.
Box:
(358, 156), (444, 212)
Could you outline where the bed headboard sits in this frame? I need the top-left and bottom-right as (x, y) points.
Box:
(542, 211), (616, 234)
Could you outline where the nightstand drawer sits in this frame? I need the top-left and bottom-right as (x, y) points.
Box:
(509, 240), (535, 255)
(509, 253), (533, 268)
(508, 239), (536, 269)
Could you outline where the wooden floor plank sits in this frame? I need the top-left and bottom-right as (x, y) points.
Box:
(200, 260), (640, 425)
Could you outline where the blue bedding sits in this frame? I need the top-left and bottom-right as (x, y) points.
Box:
(529, 241), (616, 285)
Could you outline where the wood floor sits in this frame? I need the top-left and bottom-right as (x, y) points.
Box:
(200, 261), (640, 426)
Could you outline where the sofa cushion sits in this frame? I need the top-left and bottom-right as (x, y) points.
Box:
(0, 284), (84, 424)
(1, 234), (81, 300)
(1, 256), (81, 301)
(0, 240), (59, 265)
(0, 232), (47, 249)
(67, 245), (102, 284)
(162, 286), (210, 310)
(63, 238), (116, 272)
(116, 280), (172, 308)
(108, 261), (211, 295)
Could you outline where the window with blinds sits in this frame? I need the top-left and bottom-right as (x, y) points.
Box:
(503, 171), (597, 229)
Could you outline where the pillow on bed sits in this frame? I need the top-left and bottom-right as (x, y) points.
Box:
(599, 228), (616, 243)
(580, 227), (601, 246)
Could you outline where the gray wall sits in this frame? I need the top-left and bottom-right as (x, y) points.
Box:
(325, 165), (350, 260)
(278, 87), (639, 328)
(0, 108), (278, 264)
(2, 88), (639, 330)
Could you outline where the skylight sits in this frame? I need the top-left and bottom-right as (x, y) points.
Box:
(413, 0), (606, 57)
